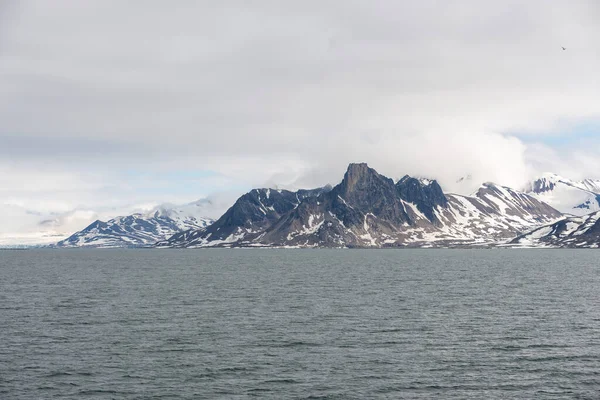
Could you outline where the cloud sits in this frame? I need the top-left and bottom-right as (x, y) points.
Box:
(1, 0), (600, 233)
(525, 139), (600, 182)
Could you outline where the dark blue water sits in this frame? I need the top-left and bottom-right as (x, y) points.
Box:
(1, 249), (600, 399)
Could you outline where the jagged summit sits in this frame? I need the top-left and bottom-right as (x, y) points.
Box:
(338, 163), (390, 193)
(397, 176), (447, 211)
(334, 163), (403, 220)
(345, 162), (370, 174)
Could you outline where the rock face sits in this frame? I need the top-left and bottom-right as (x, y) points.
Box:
(55, 204), (213, 248)
(396, 175), (448, 223)
(161, 163), (562, 248)
(510, 211), (600, 248)
(526, 173), (600, 216)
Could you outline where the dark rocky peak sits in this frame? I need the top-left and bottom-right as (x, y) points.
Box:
(211, 188), (297, 231)
(336, 163), (394, 199)
(331, 163), (410, 225)
(396, 175), (448, 207)
(187, 186), (327, 243)
(396, 175), (448, 223)
(243, 188), (299, 214)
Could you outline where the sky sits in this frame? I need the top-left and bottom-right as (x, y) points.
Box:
(1, 0), (600, 237)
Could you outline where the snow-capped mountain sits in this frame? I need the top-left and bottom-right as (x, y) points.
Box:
(159, 163), (561, 248)
(511, 211), (600, 248)
(526, 173), (600, 216)
(55, 201), (214, 248)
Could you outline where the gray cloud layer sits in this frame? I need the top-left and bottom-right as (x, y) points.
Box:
(1, 0), (600, 231)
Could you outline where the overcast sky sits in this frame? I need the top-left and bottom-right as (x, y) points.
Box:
(1, 0), (600, 234)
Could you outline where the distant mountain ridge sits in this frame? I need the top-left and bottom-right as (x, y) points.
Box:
(55, 201), (214, 248)
(526, 173), (600, 216)
(159, 163), (562, 248)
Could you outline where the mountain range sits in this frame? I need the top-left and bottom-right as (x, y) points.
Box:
(11, 163), (600, 249)
(54, 201), (214, 248)
(158, 163), (562, 248)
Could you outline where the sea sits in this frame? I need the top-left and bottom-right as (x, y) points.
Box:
(1, 249), (599, 399)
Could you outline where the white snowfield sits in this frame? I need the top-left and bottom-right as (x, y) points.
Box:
(527, 173), (600, 216)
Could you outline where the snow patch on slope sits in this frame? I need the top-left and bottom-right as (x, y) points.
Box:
(527, 173), (600, 216)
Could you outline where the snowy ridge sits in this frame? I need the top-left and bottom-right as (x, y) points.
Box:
(527, 173), (600, 216)
(510, 211), (600, 248)
(55, 202), (213, 248)
(421, 183), (563, 246)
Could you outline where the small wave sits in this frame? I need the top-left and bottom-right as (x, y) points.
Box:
(122, 374), (146, 379)
(370, 328), (410, 333)
(277, 341), (323, 348)
(78, 389), (119, 395)
(262, 378), (300, 384)
(45, 371), (73, 377)
(245, 387), (272, 393)
(490, 345), (522, 352)
(525, 343), (572, 349)
(45, 371), (93, 378)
